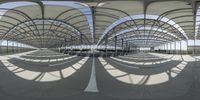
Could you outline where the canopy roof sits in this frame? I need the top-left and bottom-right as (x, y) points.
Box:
(0, 0), (200, 48)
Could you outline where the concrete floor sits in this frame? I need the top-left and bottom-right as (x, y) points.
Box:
(0, 50), (200, 100)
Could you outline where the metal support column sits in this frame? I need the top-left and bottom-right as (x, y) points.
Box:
(70, 36), (72, 54)
(194, 39), (196, 55)
(114, 36), (117, 56)
(125, 41), (128, 55)
(121, 39), (124, 56)
(64, 38), (67, 54)
(0, 40), (2, 54)
(80, 34), (83, 54)
(105, 34), (108, 57)
(6, 40), (8, 54)
(91, 6), (95, 44)
(164, 43), (165, 53)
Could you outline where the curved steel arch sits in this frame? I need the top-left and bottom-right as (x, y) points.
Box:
(48, 7), (91, 41)
(104, 8), (192, 41)
(146, 8), (194, 46)
(103, 19), (182, 43)
(2, 17), (90, 47)
(114, 31), (178, 41)
(145, 9), (193, 45)
(13, 20), (81, 36)
(0, 8), (42, 44)
(99, 14), (190, 48)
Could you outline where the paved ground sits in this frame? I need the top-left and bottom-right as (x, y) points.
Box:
(0, 50), (200, 100)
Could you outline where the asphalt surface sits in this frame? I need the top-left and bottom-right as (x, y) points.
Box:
(0, 51), (200, 100)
